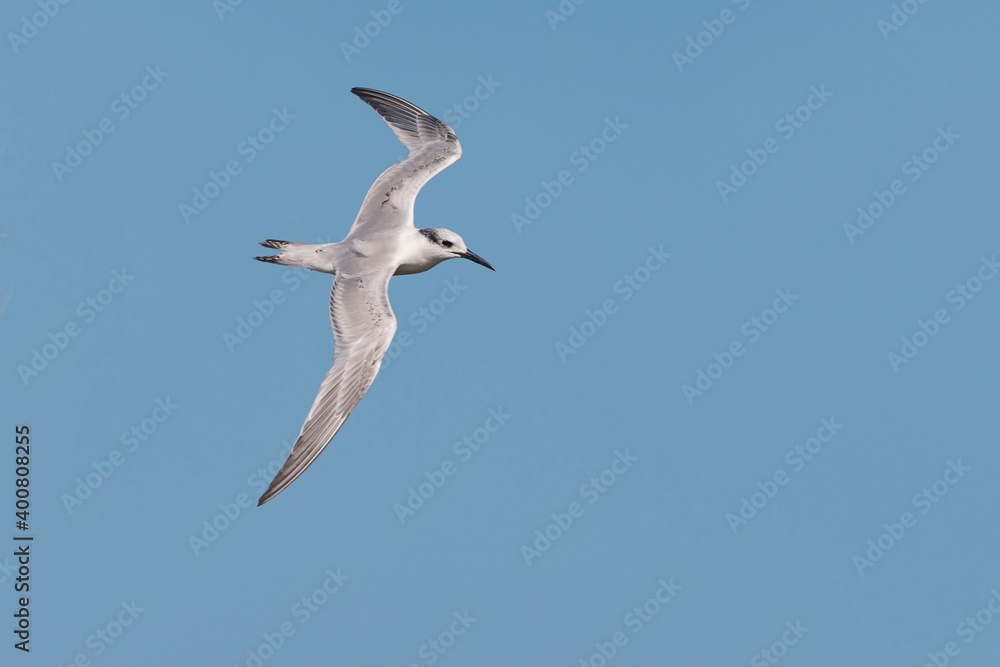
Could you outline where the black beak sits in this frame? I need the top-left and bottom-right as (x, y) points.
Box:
(459, 249), (496, 271)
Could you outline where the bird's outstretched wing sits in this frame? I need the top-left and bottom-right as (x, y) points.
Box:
(258, 268), (397, 505)
(347, 87), (461, 236)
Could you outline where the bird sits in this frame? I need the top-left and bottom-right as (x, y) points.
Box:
(253, 88), (495, 506)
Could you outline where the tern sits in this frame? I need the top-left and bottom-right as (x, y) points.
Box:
(253, 88), (495, 506)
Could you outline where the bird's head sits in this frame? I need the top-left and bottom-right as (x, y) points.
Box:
(418, 228), (495, 271)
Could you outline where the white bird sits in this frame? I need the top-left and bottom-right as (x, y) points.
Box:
(254, 88), (494, 506)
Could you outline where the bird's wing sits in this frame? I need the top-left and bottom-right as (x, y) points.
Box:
(258, 267), (397, 505)
(347, 88), (461, 237)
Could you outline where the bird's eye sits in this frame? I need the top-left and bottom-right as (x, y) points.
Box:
(442, 240), (453, 247)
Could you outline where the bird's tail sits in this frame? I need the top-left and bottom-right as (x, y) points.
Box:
(253, 239), (296, 265)
(253, 240), (336, 273)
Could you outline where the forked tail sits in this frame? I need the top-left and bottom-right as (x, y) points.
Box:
(253, 239), (296, 265)
(253, 240), (337, 273)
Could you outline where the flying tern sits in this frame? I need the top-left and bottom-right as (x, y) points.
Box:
(254, 88), (494, 506)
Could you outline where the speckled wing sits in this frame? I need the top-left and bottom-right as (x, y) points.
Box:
(347, 88), (462, 236)
(258, 269), (397, 505)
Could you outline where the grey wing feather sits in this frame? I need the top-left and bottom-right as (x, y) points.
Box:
(347, 88), (462, 234)
(257, 270), (397, 505)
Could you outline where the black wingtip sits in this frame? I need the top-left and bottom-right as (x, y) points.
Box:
(258, 486), (279, 506)
(253, 255), (280, 263)
(351, 87), (428, 116)
(259, 239), (289, 249)
(351, 87), (383, 103)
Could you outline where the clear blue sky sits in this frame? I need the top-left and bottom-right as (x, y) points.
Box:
(3, 1), (1000, 665)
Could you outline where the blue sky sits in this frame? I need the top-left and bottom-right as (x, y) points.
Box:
(3, 1), (1000, 665)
